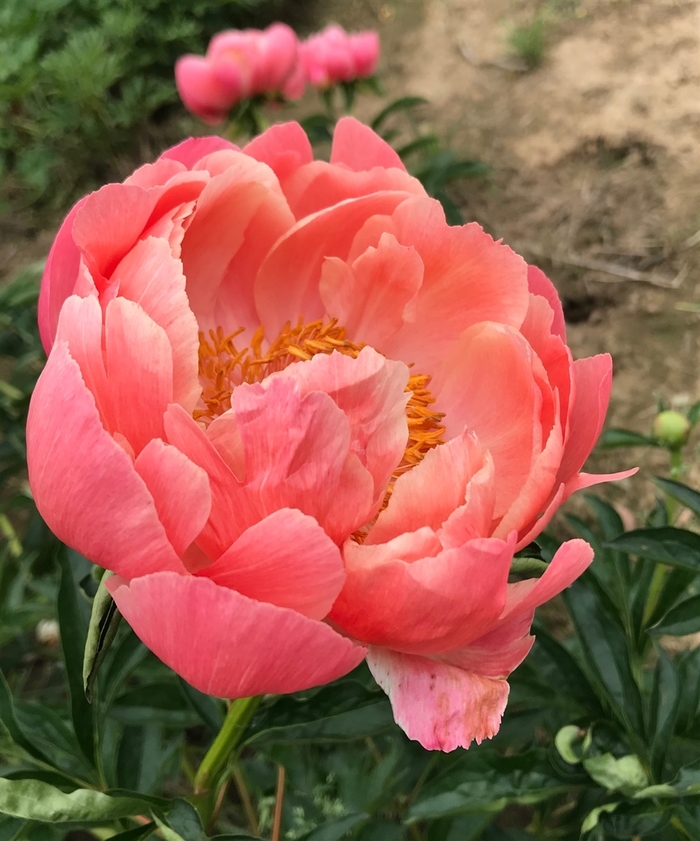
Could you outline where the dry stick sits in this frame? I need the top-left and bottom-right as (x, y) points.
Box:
(557, 252), (688, 289)
(232, 763), (260, 837)
(271, 765), (286, 841)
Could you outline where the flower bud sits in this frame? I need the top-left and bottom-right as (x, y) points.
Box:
(653, 410), (691, 448)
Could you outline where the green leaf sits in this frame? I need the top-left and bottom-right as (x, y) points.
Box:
(370, 96), (428, 132)
(0, 668), (52, 767)
(102, 629), (148, 710)
(649, 595), (700, 636)
(162, 799), (205, 841)
(0, 818), (26, 841)
(608, 527), (700, 571)
(0, 778), (156, 822)
(562, 580), (643, 732)
(299, 813), (369, 840)
(688, 401), (700, 427)
(408, 750), (573, 821)
(177, 678), (224, 734)
(109, 683), (201, 727)
(581, 802), (620, 834)
(649, 650), (682, 774)
(83, 569), (121, 701)
(245, 681), (393, 745)
(106, 825), (156, 841)
(598, 428), (660, 448)
(651, 477), (700, 518)
(57, 548), (95, 764)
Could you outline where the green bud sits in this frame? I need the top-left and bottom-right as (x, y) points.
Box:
(652, 410), (690, 448)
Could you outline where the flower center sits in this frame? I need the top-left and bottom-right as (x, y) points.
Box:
(195, 319), (445, 493)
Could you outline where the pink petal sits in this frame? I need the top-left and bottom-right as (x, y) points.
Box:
(255, 192), (413, 336)
(243, 122), (313, 186)
(439, 611), (536, 678)
(556, 354), (612, 484)
(226, 376), (375, 544)
(367, 648), (509, 751)
(330, 117), (406, 172)
(282, 161), (425, 220)
(160, 136), (239, 169)
(124, 158), (186, 189)
(434, 323), (543, 518)
(330, 534), (514, 654)
(102, 297), (173, 455)
(319, 233), (424, 348)
(201, 508), (345, 620)
(38, 196), (88, 353)
(111, 237), (200, 413)
(273, 347), (409, 509)
(175, 55), (237, 123)
(504, 538), (594, 617)
(180, 155), (294, 332)
(108, 572), (366, 697)
(381, 200), (531, 372)
(527, 265), (566, 340)
(27, 342), (185, 578)
(367, 430), (489, 545)
(134, 439), (211, 556)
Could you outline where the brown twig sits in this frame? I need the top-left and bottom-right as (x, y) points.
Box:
(232, 763), (260, 837)
(271, 765), (286, 841)
(556, 252), (688, 288)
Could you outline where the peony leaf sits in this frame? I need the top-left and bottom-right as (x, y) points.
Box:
(607, 527), (700, 572)
(83, 568), (121, 701)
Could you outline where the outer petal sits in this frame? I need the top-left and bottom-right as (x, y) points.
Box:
(160, 136), (239, 169)
(434, 323), (543, 518)
(330, 534), (515, 654)
(556, 354), (612, 484)
(527, 265), (566, 340)
(134, 439), (211, 557)
(504, 538), (594, 617)
(330, 117), (406, 172)
(38, 196), (87, 353)
(367, 648), (509, 751)
(108, 572), (366, 697)
(201, 508), (345, 620)
(243, 122), (313, 186)
(27, 342), (186, 577)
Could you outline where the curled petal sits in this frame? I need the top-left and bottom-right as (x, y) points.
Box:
(330, 117), (406, 172)
(109, 573), (366, 697)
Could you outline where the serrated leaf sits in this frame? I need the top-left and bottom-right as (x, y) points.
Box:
(0, 778), (156, 822)
(83, 569), (121, 701)
(608, 527), (700, 571)
(649, 595), (700, 636)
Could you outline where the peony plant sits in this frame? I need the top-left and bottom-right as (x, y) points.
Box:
(28, 118), (633, 752)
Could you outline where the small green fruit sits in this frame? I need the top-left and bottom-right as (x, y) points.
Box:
(652, 410), (691, 448)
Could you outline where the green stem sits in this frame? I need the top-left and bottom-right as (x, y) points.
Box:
(642, 563), (668, 629)
(194, 696), (261, 795)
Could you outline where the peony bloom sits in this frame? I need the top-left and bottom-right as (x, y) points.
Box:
(298, 25), (380, 90)
(176, 23), (299, 124)
(29, 119), (634, 751)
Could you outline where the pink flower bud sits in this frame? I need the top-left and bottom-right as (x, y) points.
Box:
(174, 55), (236, 124)
(349, 31), (380, 77)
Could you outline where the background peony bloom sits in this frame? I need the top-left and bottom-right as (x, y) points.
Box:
(176, 24), (299, 123)
(298, 25), (380, 90)
(29, 119), (634, 751)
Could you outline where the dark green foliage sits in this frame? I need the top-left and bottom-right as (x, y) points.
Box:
(0, 0), (278, 211)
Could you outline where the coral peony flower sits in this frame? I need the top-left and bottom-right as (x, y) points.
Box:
(298, 25), (380, 90)
(176, 24), (299, 123)
(29, 119), (634, 751)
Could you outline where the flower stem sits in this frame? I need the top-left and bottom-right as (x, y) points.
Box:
(194, 696), (261, 795)
(271, 765), (286, 841)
